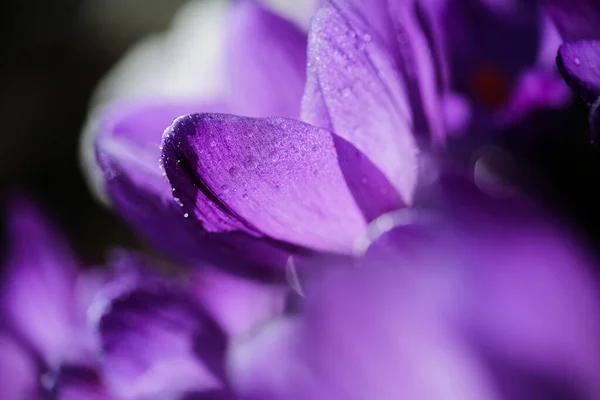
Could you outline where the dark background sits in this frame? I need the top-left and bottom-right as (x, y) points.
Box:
(0, 0), (186, 263)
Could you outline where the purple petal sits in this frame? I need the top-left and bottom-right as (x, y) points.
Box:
(95, 100), (225, 263)
(301, 3), (420, 216)
(224, 1), (307, 118)
(0, 334), (37, 399)
(229, 267), (498, 400)
(54, 366), (112, 400)
(547, 0), (600, 41)
(495, 69), (572, 125)
(96, 102), (304, 275)
(98, 282), (227, 399)
(192, 268), (287, 338)
(161, 113), (367, 255)
(0, 198), (80, 364)
(557, 40), (600, 105)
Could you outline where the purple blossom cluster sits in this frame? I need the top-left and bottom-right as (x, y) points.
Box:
(3, 0), (600, 399)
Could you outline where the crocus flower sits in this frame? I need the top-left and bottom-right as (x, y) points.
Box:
(0, 198), (112, 399)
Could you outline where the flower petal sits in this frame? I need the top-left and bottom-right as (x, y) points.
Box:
(192, 268), (287, 338)
(301, 2), (420, 216)
(229, 265), (499, 400)
(224, 1), (307, 118)
(95, 100), (225, 264)
(0, 334), (37, 399)
(0, 198), (79, 364)
(161, 113), (367, 255)
(547, 0), (600, 41)
(98, 282), (227, 399)
(557, 40), (600, 105)
(54, 366), (112, 400)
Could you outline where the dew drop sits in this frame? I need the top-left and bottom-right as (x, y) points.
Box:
(242, 193), (249, 200)
(342, 87), (352, 98)
(228, 166), (240, 177)
(574, 57), (581, 66)
(363, 33), (372, 42)
(244, 156), (258, 170)
(184, 213), (189, 218)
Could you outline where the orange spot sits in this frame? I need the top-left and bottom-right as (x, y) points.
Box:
(470, 64), (510, 109)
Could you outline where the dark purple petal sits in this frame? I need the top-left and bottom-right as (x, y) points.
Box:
(54, 366), (112, 400)
(301, 3), (420, 216)
(0, 334), (37, 399)
(161, 113), (367, 255)
(440, 0), (540, 107)
(98, 282), (227, 399)
(557, 40), (600, 105)
(224, 0), (307, 118)
(1, 198), (80, 364)
(495, 69), (571, 125)
(546, 0), (600, 41)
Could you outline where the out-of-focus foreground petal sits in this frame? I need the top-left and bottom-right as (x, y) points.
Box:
(229, 185), (600, 399)
(557, 40), (600, 105)
(0, 334), (37, 399)
(98, 281), (228, 400)
(546, 0), (600, 41)
(161, 113), (366, 255)
(0, 198), (80, 365)
(301, 2), (419, 218)
(192, 268), (287, 338)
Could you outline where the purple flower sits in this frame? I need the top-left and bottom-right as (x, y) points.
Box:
(0, 198), (112, 399)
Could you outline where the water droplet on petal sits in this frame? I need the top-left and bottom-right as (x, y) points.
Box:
(184, 213), (189, 218)
(228, 166), (240, 178)
(363, 33), (372, 42)
(342, 87), (352, 98)
(574, 57), (581, 66)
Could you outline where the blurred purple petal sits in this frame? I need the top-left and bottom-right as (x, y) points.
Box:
(301, 3), (419, 216)
(496, 69), (571, 125)
(192, 269), (287, 338)
(557, 40), (600, 105)
(224, 1), (307, 118)
(161, 113), (366, 255)
(99, 282), (227, 399)
(547, 0), (600, 41)
(0, 334), (38, 399)
(0, 198), (79, 365)
(54, 366), (112, 400)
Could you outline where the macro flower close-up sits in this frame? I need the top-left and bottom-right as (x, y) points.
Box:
(2, 0), (600, 399)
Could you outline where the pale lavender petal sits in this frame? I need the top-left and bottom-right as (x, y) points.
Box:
(557, 40), (600, 105)
(161, 113), (366, 255)
(192, 268), (287, 338)
(224, 0), (307, 118)
(301, 3), (419, 216)
(546, 0), (600, 41)
(98, 283), (227, 399)
(0, 334), (37, 399)
(0, 198), (79, 364)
